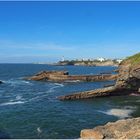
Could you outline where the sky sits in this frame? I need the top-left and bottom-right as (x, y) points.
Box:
(0, 1), (140, 63)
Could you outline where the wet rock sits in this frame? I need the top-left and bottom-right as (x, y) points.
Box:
(80, 117), (140, 139)
(58, 86), (130, 100)
(0, 81), (3, 84)
(25, 70), (117, 82)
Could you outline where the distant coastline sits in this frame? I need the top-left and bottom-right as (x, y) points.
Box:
(53, 59), (122, 67)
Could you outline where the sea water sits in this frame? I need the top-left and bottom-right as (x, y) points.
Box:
(0, 64), (140, 139)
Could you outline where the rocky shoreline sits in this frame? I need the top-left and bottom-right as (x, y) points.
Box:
(58, 53), (140, 100)
(25, 52), (140, 139)
(81, 117), (140, 139)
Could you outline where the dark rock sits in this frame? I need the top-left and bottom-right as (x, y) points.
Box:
(0, 81), (3, 84)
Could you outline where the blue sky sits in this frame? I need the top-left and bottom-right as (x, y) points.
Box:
(0, 1), (140, 63)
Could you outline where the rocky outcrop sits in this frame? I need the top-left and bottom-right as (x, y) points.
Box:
(58, 53), (140, 100)
(115, 55), (140, 91)
(0, 81), (3, 84)
(25, 71), (69, 81)
(58, 86), (131, 100)
(25, 71), (117, 82)
(80, 117), (140, 139)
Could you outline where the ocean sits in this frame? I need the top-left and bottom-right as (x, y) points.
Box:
(0, 64), (140, 139)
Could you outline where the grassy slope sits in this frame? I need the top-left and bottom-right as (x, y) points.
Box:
(122, 52), (140, 65)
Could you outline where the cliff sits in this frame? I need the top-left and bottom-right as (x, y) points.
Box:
(80, 117), (140, 139)
(115, 52), (140, 90)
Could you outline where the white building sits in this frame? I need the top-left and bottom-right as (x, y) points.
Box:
(116, 59), (123, 63)
(97, 57), (105, 62)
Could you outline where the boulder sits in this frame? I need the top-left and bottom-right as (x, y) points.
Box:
(80, 117), (140, 139)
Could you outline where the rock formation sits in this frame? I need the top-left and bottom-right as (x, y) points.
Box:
(58, 53), (140, 100)
(80, 117), (140, 139)
(25, 70), (117, 82)
(58, 86), (131, 100)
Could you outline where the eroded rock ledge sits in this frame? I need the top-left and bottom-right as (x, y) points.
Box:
(25, 70), (117, 82)
(58, 86), (131, 100)
(80, 117), (140, 139)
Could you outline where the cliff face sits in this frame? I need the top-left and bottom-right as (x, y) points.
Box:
(81, 117), (140, 139)
(115, 53), (140, 91)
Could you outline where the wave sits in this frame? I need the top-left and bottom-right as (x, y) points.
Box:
(65, 80), (81, 83)
(37, 127), (42, 134)
(28, 95), (46, 102)
(99, 106), (136, 119)
(10, 95), (23, 102)
(47, 83), (64, 93)
(0, 101), (25, 106)
(54, 83), (64, 87)
(5, 79), (32, 86)
(129, 93), (140, 96)
(16, 95), (22, 100)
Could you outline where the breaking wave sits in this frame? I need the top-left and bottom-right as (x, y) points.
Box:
(0, 101), (25, 106)
(5, 79), (32, 86)
(47, 83), (64, 93)
(99, 106), (136, 119)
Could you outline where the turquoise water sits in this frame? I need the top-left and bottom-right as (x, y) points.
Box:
(0, 64), (140, 139)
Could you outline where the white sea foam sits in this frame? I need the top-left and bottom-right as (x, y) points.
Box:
(136, 100), (140, 102)
(10, 95), (23, 102)
(16, 95), (22, 100)
(47, 83), (64, 93)
(37, 127), (42, 133)
(0, 101), (25, 106)
(47, 87), (56, 93)
(6, 79), (32, 86)
(21, 81), (30, 84)
(99, 107), (136, 119)
(65, 80), (81, 83)
(28, 95), (45, 102)
(54, 83), (64, 87)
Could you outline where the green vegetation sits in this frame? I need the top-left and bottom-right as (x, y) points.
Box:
(125, 52), (140, 65)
